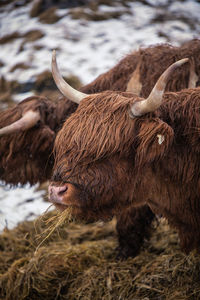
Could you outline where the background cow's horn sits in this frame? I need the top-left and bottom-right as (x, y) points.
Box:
(130, 58), (189, 117)
(0, 110), (40, 136)
(51, 50), (87, 104)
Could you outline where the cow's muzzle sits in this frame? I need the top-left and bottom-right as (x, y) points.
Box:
(48, 182), (80, 211)
(48, 184), (68, 205)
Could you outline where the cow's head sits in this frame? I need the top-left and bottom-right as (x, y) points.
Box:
(48, 52), (188, 221)
(0, 95), (77, 184)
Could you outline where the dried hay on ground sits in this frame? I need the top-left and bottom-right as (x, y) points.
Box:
(0, 211), (200, 300)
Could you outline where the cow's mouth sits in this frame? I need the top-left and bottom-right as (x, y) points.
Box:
(54, 202), (80, 212)
(48, 181), (82, 210)
(54, 203), (70, 211)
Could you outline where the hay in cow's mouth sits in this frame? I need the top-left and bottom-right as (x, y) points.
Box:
(35, 206), (74, 250)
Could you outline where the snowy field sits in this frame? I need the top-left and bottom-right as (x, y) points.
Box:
(0, 0), (200, 230)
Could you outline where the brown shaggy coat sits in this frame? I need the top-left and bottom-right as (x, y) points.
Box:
(1, 39), (200, 185)
(0, 96), (77, 184)
(51, 87), (200, 257)
(82, 39), (200, 97)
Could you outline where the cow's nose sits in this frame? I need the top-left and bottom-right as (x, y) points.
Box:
(48, 184), (68, 204)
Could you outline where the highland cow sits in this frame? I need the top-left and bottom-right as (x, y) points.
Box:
(0, 96), (77, 184)
(0, 39), (199, 185)
(83, 39), (200, 97)
(49, 52), (200, 258)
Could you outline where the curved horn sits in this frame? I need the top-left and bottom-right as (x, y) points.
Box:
(51, 50), (87, 104)
(188, 57), (198, 88)
(130, 58), (189, 117)
(0, 110), (40, 136)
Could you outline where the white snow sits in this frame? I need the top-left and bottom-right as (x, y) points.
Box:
(0, 182), (51, 231)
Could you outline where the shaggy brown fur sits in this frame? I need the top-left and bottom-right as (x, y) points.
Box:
(54, 91), (174, 174)
(0, 96), (77, 184)
(1, 39), (200, 185)
(81, 39), (200, 97)
(116, 205), (155, 258)
(51, 87), (200, 257)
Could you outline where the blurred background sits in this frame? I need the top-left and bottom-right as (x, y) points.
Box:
(0, 0), (200, 230)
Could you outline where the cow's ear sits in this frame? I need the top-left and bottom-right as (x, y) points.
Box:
(134, 118), (174, 167)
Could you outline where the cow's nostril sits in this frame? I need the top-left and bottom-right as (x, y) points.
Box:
(57, 185), (68, 196)
(48, 183), (70, 205)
